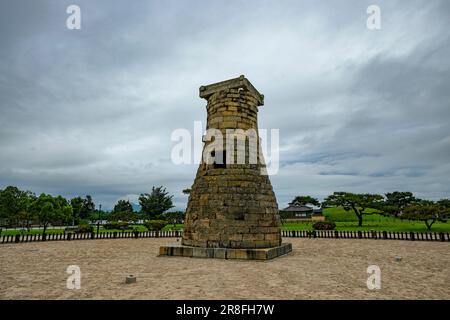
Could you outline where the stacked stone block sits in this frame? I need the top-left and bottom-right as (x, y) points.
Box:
(182, 76), (282, 249)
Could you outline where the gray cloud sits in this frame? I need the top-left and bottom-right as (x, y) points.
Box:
(0, 0), (449, 209)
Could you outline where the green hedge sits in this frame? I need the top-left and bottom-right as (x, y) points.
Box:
(143, 220), (167, 231)
(104, 221), (129, 230)
(312, 221), (336, 230)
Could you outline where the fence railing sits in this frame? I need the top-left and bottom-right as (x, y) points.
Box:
(280, 230), (450, 242)
(0, 230), (182, 244)
(1, 230), (449, 244)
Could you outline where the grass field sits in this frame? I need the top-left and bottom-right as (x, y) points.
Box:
(282, 207), (450, 232)
(2, 207), (449, 236)
(281, 221), (450, 232)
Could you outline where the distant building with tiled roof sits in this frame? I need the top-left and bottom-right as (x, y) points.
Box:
(280, 202), (325, 221)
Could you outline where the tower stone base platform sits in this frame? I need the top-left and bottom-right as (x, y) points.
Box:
(159, 243), (292, 260)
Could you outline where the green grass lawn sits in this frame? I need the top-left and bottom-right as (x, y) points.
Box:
(282, 207), (450, 232)
(281, 221), (450, 232)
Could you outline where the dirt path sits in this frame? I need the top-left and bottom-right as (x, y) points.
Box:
(1, 238), (449, 299)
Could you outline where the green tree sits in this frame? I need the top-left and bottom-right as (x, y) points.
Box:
(108, 200), (138, 223)
(81, 195), (95, 219)
(182, 188), (191, 195)
(289, 195), (321, 207)
(323, 192), (384, 227)
(70, 196), (83, 225)
(402, 203), (449, 231)
(70, 195), (95, 223)
(382, 191), (416, 217)
(17, 192), (36, 231)
(107, 211), (138, 223)
(113, 199), (133, 214)
(30, 194), (72, 235)
(0, 186), (34, 228)
(437, 199), (450, 208)
(139, 186), (174, 219)
(164, 211), (184, 227)
(15, 208), (35, 231)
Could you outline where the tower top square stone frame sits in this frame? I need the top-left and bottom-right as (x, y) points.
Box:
(199, 75), (264, 106)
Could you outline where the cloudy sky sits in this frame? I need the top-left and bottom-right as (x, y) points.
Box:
(1, 0), (449, 210)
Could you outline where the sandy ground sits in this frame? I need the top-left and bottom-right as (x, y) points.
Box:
(0, 237), (449, 300)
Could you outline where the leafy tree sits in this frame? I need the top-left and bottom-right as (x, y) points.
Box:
(0, 186), (34, 227)
(81, 195), (95, 219)
(70, 197), (84, 225)
(278, 211), (290, 225)
(139, 186), (174, 219)
(107, 200), (138, 223)
(113, 199), (133, 214)
(107, 210), (138, 223)
(402, 203), (449, 230)
(323, 192), (384, 227)
(289, 195), (321, 207)
(70, 195), (95, 223)
(437, 199), (450, 208)
(29, 194), (73, 235)
(182, 188), (191, 195)
(15, 208), (36, 231)
(164, 211), (184, 227)
(382, 191), (416, 217)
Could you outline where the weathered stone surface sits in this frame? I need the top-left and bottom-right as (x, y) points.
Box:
(181, 76), (283, 250)
(159, 243), (292, 260)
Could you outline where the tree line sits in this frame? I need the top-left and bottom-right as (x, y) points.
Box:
(0, 185), (182, 233)
(2, 186), (449, 233)
(287, 192), (450, 230)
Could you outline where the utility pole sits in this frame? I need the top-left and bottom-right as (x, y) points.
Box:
(96, 204), (102, 235)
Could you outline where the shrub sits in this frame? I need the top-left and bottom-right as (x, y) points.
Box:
(104, 221), (129, 230)
(107, 211), (139, 223)
(312, 221), (336, 230)
(64, 226), (77, 233)
(144, 220), (167, 231)
(74, 224), (93, 233)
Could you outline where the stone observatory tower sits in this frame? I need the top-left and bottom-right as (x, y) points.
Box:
(160, 75), (291, 260)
